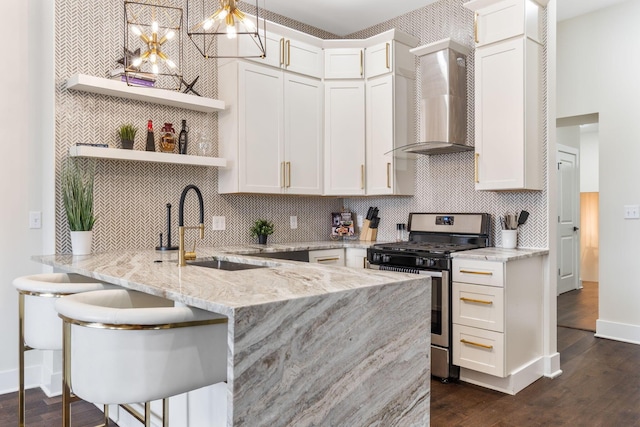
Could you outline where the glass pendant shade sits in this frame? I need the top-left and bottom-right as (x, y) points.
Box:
(124, 1), (183, 91)
(187, 0), (266, 59)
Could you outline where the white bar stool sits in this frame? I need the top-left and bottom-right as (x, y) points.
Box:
(54, 289), (228, 427)
(12, 273), (118, 427)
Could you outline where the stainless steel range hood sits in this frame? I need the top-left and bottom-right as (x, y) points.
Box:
(400, 39), (472, 155)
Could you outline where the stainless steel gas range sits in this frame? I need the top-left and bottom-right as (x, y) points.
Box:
(367, 213), (491, 381)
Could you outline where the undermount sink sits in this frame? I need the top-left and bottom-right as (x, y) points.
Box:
(240, 250), (309, 262)
(188, 258), (266, 271)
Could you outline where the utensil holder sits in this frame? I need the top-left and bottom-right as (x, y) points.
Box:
(501, 229), (517, 249)
(359, 219), (378, 241)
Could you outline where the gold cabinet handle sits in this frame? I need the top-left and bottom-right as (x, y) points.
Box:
(363, 257), (367, 268)
(459, 269), (493, 276)
(286, 39), (291, 66)
(460, 297), (493, 305)
(361, 164), (365, 190)
(474, 13), (479, 44)
(317, 257), (340, 263)
(286, 161), (291, 188)
(461, 339), (493, 350)
(360, 49), (364, 76)
(474, 152), (479, 183)
(385, 42), (390, 69)
(281, 161), (285, 188)
(279, 38), (285, 66)
(386, 162), (391, 188)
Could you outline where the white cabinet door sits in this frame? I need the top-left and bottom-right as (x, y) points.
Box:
(474, 37), (542, 190)
(366, 75), (394, 195)
(283, 37), (323, 78)
(238, 62), (284, 194)
(309, 249), (345, 266)
(324, 48), (364, 79)
(365, 41), (392, 78)
(346, 248), (368, 269)
(284, 74), (323, 195)
(324, 81), (365, 196)
(466, 0), (543, 47)
(238, 29), (283, 68)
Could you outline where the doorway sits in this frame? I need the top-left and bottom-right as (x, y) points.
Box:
(556, 115), (599, 332)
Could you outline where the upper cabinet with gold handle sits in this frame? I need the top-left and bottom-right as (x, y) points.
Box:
(323, 48), (366, 79)
(278, 35), (323, 79)
(364, 40), (394, 79)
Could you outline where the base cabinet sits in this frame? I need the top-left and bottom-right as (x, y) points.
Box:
(452, 255), (543, 388)
(309, 249), (345, 266)
(346, 248), (368, 269)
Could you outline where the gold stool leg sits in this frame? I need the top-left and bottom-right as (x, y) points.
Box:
(18, 293), (25, 427)
(62, 320), (72, 427)
(163, 398), (169, 427)
(144, 402), (151, 427)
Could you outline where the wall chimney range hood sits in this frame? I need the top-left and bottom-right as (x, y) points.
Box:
(398, 38), (472, 155)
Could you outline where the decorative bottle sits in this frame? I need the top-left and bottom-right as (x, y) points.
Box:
(160, 123), (176, 152)
(178, 120), (188, 154)
(145, 120), (155, 152)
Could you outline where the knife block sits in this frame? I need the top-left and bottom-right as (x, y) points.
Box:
(360, 219), (378, 241)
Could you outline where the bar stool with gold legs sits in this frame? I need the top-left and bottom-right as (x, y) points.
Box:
(12, 273), (118, 427)
(54, 288), (228, 427)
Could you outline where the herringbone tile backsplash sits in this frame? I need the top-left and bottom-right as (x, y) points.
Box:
(55, 0), (548, 253)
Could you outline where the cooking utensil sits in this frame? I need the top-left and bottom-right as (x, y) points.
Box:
(366, 207), (374, 220)
(517, 210), (529, 226)
(370, 217), (380, 229)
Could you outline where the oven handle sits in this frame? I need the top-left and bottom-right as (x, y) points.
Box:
(367, 263), (443, 278)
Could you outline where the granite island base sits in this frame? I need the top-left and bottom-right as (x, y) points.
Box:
(36, 246), (432, 427)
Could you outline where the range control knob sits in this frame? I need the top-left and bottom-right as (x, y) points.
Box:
(415, 258), (425, 267)
(417, 258), (435, 268)
(382, 254), (391, 264)
(372, 253), (381, 263)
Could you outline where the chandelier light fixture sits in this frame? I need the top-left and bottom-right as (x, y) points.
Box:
(187, 0), (266, 59)
(124, 1), (183, 90)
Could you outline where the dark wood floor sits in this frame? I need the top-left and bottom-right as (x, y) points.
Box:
(557, 280), (598, 331)
(0, 389), (113, 427)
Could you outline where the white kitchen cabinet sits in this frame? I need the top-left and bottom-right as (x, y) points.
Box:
(365, 41), (393, 78)
(466, 0), (545, 191)
(218, 61), (323, 195)
(324, 48), (364, 79)
(324, 80), (366, 196)
(346, 248), (368, 269)
(365, 74), (415, 196)
(309, 249), (345, 266)
(465, 0), (544, 47)
(451, 255), (543, 391)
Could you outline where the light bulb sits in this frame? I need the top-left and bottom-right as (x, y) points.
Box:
(226, 25), (236, 39)
(243, 18), (255, 31)
(132, 57), (142, 67)
(150, 53), (157, 63)
(166, 59), (176, 69)
(165, 30), (175, 40)
(152, 21), (159, 33)
(203, 19), (213, 30)
(218, 9), (228, 20)
(131, 25), (142, 36)
(152, 63), (159, 74)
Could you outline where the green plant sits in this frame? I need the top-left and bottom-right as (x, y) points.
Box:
(118, 123), (137, 141)
(250, 219), (274, 237)
(61, 161), (96, 231)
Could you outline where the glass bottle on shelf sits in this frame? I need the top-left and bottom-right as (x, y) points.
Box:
(145, 120), (155, 152)
(159, 123), (176, 153)
(178, 120), (188, 154)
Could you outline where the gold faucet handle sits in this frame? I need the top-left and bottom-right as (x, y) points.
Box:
(184, 239), (197, 261)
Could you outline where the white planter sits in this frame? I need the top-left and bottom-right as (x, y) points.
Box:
(70, 230), (93, 255)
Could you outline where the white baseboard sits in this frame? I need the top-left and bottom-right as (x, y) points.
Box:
(543, 352), (562, 378)
(459, 357), (544, 395)
(595, 319), (640, 345)
(0, 364), (41, 395)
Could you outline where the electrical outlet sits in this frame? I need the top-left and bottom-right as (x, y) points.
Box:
(624, 205), (640, 219)
(290, 216), (298, 229)
(212, 216), (226, 230)
(29, 211), (42, 229)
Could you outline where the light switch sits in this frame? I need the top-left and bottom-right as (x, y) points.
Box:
(212, 216), (226, 230)
(624, 205), (639, 219)
(29, 211), (42, 229)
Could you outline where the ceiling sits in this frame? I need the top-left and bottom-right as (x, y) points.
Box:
(259, 0), (631, 36)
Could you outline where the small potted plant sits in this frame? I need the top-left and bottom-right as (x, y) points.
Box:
(250, 219), (274, 245)
(61, 161), (96, 255)
(118, 123), (137, 149)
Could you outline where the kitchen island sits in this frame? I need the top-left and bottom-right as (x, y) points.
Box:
(35, 243), (431, 427)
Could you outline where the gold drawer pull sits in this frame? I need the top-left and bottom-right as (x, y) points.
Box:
(317, 257), (340, 263)
(286, 39), (291, 66)
(385, 43), (390, 69)
(460, 297), (493, 305)
(461, 339), (493, 350)
(286, 161), (291, 188)
(386, 162), (391, 188)
(459, 269), (493, 276)
(474, 152), (479, 183)
(360, 50), (364, 76)
(279, 38), (285, 65)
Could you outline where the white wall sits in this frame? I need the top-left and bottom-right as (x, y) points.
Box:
(558, 0), (640, 344)
(0, 1), (56, 393)
(580, 127), (599, 192)
(556, 125), (580, 149)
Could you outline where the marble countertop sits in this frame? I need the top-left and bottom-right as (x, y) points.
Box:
(450, 247), (549, 262)
(34, 241), (417, 317)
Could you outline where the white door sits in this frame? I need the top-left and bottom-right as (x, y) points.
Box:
(284, 73), (323, 195)
(557, 145), (580, 294)
(324, 81), (365, 195)
(238, 62), (284, 193)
